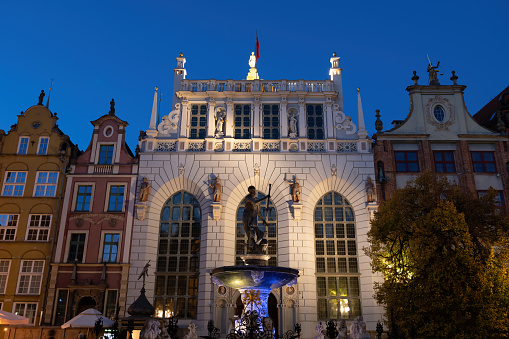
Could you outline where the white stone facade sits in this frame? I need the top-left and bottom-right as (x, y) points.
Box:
(127, 53), (384, 338)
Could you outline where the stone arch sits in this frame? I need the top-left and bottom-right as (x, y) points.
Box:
(5, 162), (29, 171)
(21, 249), (46, 259)
(305, 175), (367, 227)
(36, 162), (60, 172)
(0, 250), (12, 259)
(28, 203), (53, 214)
(147, 176), (208, 221)
(0, 203), (21, 213)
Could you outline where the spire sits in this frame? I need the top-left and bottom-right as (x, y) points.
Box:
(357, 88), (368, 138)
(45, 79), (54, 109)
(149, 87), (158, 130)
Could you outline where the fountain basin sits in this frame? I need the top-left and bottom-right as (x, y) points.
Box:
(210, 265), (299, 290)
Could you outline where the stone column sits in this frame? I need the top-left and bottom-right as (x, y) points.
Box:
(253, 97), (261, 138)
(325, 100), (333, 139)
(226, 98), (234, 138)
(207, 97), (216, 138)
(298, 98), (306, 138)
(280, 97), (288, 138)
(180, 98), (189, 138)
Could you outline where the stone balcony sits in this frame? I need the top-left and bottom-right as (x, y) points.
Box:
(180, 79), (334, 93)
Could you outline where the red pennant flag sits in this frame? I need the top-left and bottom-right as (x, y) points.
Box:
(256, 35), (260, 60)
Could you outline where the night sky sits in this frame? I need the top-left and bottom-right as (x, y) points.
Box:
(1, 1), (508, 150)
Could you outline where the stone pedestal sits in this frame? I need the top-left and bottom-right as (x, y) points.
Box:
(135, 204), (148, 221)
(212, 202), (222, 221)
(290, 202), (303, 221)
(366, 202), (378, 220)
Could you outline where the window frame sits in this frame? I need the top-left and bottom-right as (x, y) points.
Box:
(17, 136), (30, 155)
(26, 214), (52, 242)
(0, 260), (11, 294)
(65, 232), (88, 263)
(13, 302), (38, 325)
(72, 183), (95, 212)
(16, 260), (44, 295)
(433, 151), (456, 173)
(262, 104), (280, 139)
(0, 214), (18, 241)
(37, 136), (50, 155)
(2, 171), (27, 197)
(33, 171), (59, 197)
(306, 104), (325, 140)
(394, 151), (420, 172)
(155, 190), (201, 320)
(314, 191), (361, 321)
(100, 231), (122, 263)
(103, 289), (118, 319)
(189, 104), (207, 139)
(471, 151), (497, 173)
(234, 104), (251, 139)
(105, 183), (126, 212)
(53, 289), (69, 326)
(97, 144), (115, 165)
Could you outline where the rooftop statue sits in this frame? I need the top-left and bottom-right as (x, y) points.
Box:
(427, 60), (440, 85)
(249, 52), (256, 68)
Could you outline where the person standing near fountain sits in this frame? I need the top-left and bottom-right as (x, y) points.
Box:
(242, 186), (270, 251)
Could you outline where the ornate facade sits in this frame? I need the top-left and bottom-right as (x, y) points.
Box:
(0, 100), (77, 326)
(129, 53), (383, 338)
(44, 103), (138, 325)
(373, 69), (509, 209)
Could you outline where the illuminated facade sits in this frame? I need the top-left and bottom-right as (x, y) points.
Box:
(0, 102), (76, 326)
(129, 53), (384, 338)
(44, 105), (138, 325)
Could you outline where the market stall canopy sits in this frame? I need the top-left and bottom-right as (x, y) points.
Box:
(61, 308), (114, 328)
(0, 310), (29, 325)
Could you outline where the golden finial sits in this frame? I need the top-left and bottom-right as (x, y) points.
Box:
(357, 88), (360, 92)
(155, 86), (158, 91)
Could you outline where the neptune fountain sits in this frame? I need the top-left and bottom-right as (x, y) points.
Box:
(211, 185), (299, 331)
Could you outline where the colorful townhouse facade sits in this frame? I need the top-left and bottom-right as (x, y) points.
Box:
(43, 102), (139, 326)
(0, 98), (77, 326)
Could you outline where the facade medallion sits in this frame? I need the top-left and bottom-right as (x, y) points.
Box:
(425, 95), (455, 130)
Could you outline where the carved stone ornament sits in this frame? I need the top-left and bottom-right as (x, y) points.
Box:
(214, 142), (224, 152)
(136, 204), (148, 221)
(157, 103), (181, 134)
(290, 202), (303, 221)
(289, 142), (298, 152)
(331, 164), (337, 177)
(178, 164), (185, 176)
(109, 218), (117, 227)
(334, 105), (357, 135)
(211, 202), (222, 221)
(75, 218), (84, 227)
(254, 163), (260, 176)
(425, 95), (455, 130)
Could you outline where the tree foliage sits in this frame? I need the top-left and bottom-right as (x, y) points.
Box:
(367, 172), (509, 338)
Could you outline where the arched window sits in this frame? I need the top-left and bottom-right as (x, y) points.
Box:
(155, 191), (201, 319)
(235, 192), (277, 266)
(314, 192), (361, 320)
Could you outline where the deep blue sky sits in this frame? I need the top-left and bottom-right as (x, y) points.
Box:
(1, 1), (508, 150)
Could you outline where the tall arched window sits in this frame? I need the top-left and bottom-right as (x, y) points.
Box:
(235, 192), (277, 266)
(314, 192), (361, 320)
(155, 191), (201, 319)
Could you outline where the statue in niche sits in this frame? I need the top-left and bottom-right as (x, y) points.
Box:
(242, 186), (270, 252)
(209, 176), (222, 202)
(365, 177), (375, 203)
(139, 177), (150, 202)
(288, 109), (298, 137)
(286, 175), (301, 202)
(214, 107), (226, 137)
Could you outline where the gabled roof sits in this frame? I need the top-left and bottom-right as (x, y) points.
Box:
(473, 85), (509, 130)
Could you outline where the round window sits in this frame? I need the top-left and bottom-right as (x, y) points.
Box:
(32, 121), (41, 129)
(103, 126), (114, 137)
(433, 106), (446, 122)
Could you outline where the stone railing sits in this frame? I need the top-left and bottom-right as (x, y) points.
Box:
(94, 165), (113, 174)
(181, 79), (334, 93)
